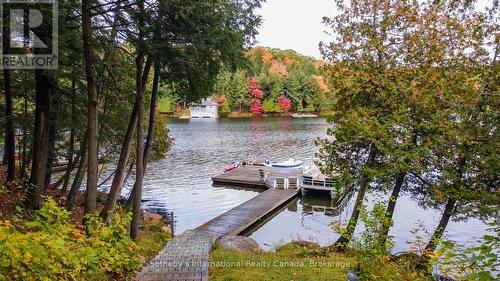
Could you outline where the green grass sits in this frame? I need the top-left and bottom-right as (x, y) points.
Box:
(209, 242), (434, 281)
(209, 243), (356, 281)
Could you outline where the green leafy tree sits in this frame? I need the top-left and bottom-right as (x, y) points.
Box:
(318, 0), (413, 250)
(262, 99), (283, 113)
(213, 70), (233, 100)
(285, 71), (320, 112)
(319, 0), (499, 252)
(230, 70), (251, 112)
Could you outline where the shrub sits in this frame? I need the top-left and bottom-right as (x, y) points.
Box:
(0, 199), (144, 281)
(157, 96), (176, 113)
(250, 99), (264, 114)
(335, 202), (429, 281)
(431, 223), (499, 280)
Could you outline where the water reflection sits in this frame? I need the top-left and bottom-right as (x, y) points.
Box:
(248, 191), (492, 252)
(301, 195), (341, 217)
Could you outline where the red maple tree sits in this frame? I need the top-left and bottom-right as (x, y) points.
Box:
(277, 95), (292, 113)
(251, 100), (264, 114)
(250, 78), (264, 114)
(250, 78), (264, 99)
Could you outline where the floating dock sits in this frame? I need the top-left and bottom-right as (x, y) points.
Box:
(212, 164), (302, 189)
(213, 165), (340, 200)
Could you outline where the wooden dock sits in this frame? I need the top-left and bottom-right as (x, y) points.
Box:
(212, 165), (302, 189)
(136, 166), (301, 281)
(213, 165), (341, 201)
(195, 187), (300, 236)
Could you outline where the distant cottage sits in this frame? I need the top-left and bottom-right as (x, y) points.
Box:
(189, 99), (219, 118)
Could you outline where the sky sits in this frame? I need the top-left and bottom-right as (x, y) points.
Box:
(255, 0), (338, 59)
(255, 0), (494, 59)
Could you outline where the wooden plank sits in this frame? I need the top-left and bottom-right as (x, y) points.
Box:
(195, 188), (300, 236)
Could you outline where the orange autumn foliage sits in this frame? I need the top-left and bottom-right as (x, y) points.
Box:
(252, 46), (273, 64)
(315, 76), (330, 93)
(269, 60), (288, 77)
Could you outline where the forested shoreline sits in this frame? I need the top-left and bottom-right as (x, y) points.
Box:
(158, 46), (333, 116)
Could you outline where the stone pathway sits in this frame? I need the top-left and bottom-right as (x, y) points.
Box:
(135, 230), (217, 281)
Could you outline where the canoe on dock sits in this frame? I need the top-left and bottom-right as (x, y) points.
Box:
(263, 159), (303, 169)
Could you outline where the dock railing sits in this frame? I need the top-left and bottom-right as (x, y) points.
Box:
(272, 177), (300, 189)
(300, 175), (336, 190)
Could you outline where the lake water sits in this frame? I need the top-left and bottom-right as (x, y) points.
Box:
(109, 117), (491, 253)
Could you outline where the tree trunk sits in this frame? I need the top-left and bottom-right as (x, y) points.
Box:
(82, 0), (99, 220)
(97, 4), (119, 98)
(143, 64), (159, 169)
(3, 68), (15, 183)
(24, 3), (54, 208)
(44, 92), (57, 189)
(379, 172), (406, 245)
(425, 198), (456, 252)
(66, 136), (88, 211)
(25, 69), (51, 209)
(124, 162), (134, 186)
(3, 25), (16, 183)
(100, 101), (137, 219)
(21, 95), (28, 178)
(124, 64), (159, 212)
(130, 55), (145, 239)
(61, 79), (77, 193)
(333, 147), (376, 251)
(121, 163), (135, 210)
(130, 1), (146, 239)
(51, 173), (65, 189)
(425, 155), (465, 252)
(100, 57), (152, 221)
(124, 184), (135, 211)
(333, 178), (368, 250)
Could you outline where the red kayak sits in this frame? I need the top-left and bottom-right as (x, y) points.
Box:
(224, 162), (240, 173)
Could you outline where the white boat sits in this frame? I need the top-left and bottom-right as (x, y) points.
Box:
(291, 113), (318, 118)
(263, 159), (303, 169)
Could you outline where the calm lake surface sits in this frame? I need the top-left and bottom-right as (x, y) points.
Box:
(109, 117), (491, 252)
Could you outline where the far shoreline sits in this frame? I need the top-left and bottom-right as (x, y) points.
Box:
(160, 110), (335, 119)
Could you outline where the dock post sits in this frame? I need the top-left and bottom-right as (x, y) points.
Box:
(330, 191), (335, 200)
(301, 188), (307, 196)
(170, 211), (175, 236)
